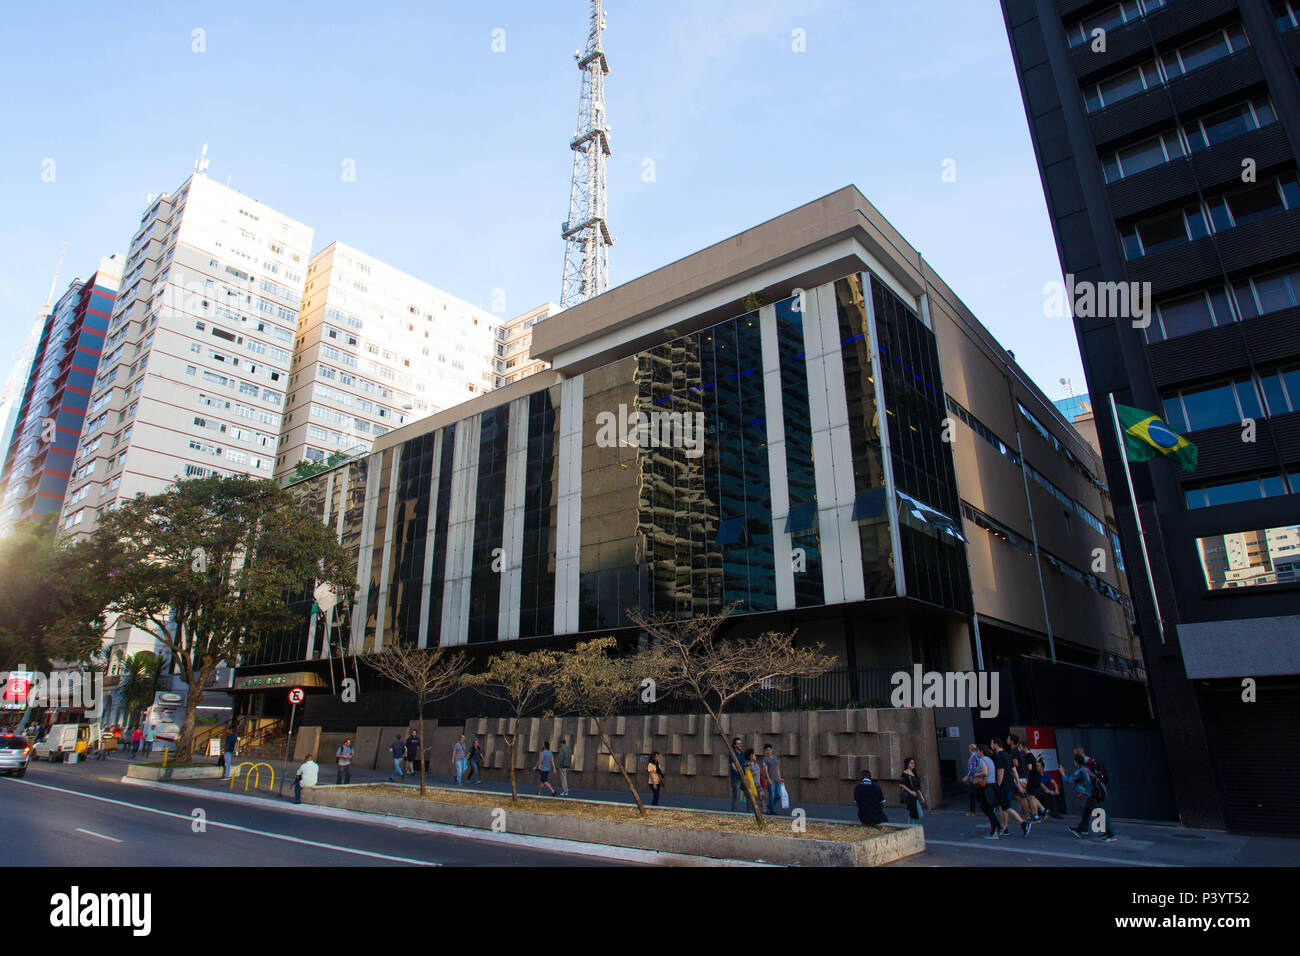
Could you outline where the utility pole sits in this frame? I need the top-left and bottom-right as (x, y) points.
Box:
(560, 0), (612, 308)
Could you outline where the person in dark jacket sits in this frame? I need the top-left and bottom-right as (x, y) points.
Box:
(222, 726), (238, 779)
(389, 735), (406, 781)
(404, 732), (420, 776)
(728, 737), (748, 811)
(854, 773), (888, 826)
(466, 738), (482, 784)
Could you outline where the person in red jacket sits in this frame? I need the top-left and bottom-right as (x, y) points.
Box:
(131, 726), (143, 757)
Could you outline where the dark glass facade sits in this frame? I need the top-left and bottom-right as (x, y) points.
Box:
(468, 406), (509, 643)
(519, 387), (560, 637)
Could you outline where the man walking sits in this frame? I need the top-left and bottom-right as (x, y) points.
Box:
(1066, 752), (1116, 841)
(404, 731), (420, 777)
(557, 736), (572, 795)
(466, 738), (482, 784)
(336, 737), (354, 785)
(453, 734), (467, 784)
(389, 734), (406, 781)
(762, 743), (784, 814)
(991, 739), (1031, 836)
(222, 725), (238, 779)
(535, 740), (557, 796)
(142, 724), (155, 758)
(728, 737), (748, 812)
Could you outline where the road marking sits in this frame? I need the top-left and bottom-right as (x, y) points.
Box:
(924, 838), (1175, 866)
(6, 778), (439, 866)
(75, 827), (123, 843)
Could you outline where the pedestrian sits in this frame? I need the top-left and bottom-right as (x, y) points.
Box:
(388, 734), (406, 781)
(745, 747), (762, 809)
(294, 752), (319, 804)
(94, 726), (109, 760)
(762, 743), (784, 814)
(535, 740), (557, 795)
(647, 750), (664, 806)
(222, 725), (238, 779)
(974, 745), (1002, 838)
(1066, 752), (1116, 841)
(131, 726), (142, 756)
(854, 771), (888, 826)
(728, 737), (748, 812)
(453, 734), (467, 784)
(336, 738), (354, 785)
(143, 724), (155, 758)
(991, 738), (1031, 836)
(961, 743), (980, 816)
(1039, 758), (1066, 818)
(467, 737), (482, 785)
(556, 736), (572, 795)
(1022, 753), (1047, 821)
(404, 731), (420, 777)
(898, 755), (926, 824)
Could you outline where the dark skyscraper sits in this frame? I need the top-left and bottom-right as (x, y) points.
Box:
(1000, 0), (1300, 833)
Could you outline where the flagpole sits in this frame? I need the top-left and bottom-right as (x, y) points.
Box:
(1108, 393), (1166, 645)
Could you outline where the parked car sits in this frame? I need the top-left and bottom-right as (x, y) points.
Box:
(0, 734), (32, 776)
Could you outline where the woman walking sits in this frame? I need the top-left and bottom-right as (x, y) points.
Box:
(961, 743), (980, 816)
(647, 751), (664, 806)
(899, 756), (926, 824)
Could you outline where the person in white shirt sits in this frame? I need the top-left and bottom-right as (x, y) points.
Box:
(295, 754), (319, 804)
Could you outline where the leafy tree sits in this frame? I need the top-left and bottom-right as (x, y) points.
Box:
(365, 645), (469, 795)
(0, 517), (105, 672)
(554, 636), (675, 816)
(629, 608), (836, 829)
(83, 475), (354, 763)
(463, 649), (562, 800)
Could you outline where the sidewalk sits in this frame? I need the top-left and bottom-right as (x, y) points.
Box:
(139, 755), (1295, 866)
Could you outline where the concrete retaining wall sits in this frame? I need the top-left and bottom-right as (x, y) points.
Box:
(125, 763), (223, 781)
(301, 785), (924, 866)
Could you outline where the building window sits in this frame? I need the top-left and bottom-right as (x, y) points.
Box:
(1276, 1), (1300, 32)
(1066, 0), (1166, 49)
(1084, 24), (1249, 113)
(1185, 474), (1291, 509)
(1121, 172), (1300, 259)
(1161, 376), (1263, 432)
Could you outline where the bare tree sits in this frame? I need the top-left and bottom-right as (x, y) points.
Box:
(553, 637), (675, 816)
(365, 645), (469, 795)
(629, 608), (836, 829)
(462, 649), (562, 800)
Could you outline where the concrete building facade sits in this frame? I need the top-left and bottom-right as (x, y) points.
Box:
(496, 302), (558, 387)
(275, 242), (500, 478)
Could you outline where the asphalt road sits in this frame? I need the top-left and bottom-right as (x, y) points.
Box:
(0, 759), (629, 867)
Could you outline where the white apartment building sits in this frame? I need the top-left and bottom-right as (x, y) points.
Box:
(59, 172), (311, 538)
(495, 301), (558, 386)
(275, 241), (499, 478)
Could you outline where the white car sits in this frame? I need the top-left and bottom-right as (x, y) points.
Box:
(0, 734), (32, 777)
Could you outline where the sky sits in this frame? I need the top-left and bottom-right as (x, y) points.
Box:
(0, 0), (1087, 403)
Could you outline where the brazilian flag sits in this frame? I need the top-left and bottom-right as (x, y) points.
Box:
(1116, 404), (1197, 472)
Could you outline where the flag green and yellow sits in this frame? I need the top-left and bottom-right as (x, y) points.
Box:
(1115, 404), (1197, 472)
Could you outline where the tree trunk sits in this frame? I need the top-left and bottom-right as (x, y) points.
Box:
(505, 736), (518, 800)
(596, 718), (645, 816)
(173, 664), (213, 765)
(705, 704), (765, 829)
(417, 703), (427, 796)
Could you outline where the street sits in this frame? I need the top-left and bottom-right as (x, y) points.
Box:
(0, 759), (630, 867)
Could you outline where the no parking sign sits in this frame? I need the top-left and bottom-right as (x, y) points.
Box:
(288, 687), (305, 705)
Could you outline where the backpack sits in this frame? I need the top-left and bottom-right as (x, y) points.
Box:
(1089, 758), (1109, 803)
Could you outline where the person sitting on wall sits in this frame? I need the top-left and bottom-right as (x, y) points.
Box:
(854, 771), (888, 826)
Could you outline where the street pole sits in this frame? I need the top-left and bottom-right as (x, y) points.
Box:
(285, 701), (298, 764)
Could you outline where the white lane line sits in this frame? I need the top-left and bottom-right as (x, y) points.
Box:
(7, 778), (438, 866)
(75, 828), (123, 843)
(924, 838), (1176, 866)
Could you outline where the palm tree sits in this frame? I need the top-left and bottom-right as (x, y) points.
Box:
(118, 651), (166, 729)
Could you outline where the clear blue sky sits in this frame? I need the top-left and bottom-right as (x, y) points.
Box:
(0, 0), (1086, 402)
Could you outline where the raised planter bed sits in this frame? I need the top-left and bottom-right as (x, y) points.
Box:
(301, 785), (924, 866)
(125, 763), (224, 782)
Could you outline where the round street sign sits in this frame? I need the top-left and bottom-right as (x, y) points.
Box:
(288, 687), (305, 705)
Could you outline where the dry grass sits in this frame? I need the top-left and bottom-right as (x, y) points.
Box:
(363, 784), (885, 843)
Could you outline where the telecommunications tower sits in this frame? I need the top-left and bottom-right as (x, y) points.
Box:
(560, 0), (612, 308)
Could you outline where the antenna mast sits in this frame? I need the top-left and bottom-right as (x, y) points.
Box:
(560, 0), (612, 308)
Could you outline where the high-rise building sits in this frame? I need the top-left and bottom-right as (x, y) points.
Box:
(0, 256), (122, 532)
(58, 172), (312, 541)
(1000, 0), (1300, 833)
(275, 242), (500, 479)
(495, 302), (558, 387)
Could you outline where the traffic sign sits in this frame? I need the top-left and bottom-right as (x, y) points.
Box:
(288, 687), (305, 705)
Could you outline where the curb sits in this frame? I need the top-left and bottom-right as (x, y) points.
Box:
(118, 777), (772, 867)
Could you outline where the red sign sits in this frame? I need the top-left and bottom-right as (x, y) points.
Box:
(1026, 726), (1061, 774)
(287, 687), (304, 705)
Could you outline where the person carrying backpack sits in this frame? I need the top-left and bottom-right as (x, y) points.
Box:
(1065, 752), (1116, 841)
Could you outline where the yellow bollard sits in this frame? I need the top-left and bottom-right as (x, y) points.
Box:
(162, 747), (168, 767)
